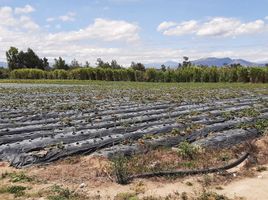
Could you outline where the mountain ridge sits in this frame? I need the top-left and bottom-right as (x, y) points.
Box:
(145, 57), (266, 68)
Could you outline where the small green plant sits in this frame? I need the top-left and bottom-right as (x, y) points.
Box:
(255, 119), (268, 134)
(197, 190), (230, 200)
(48, 185), (72, 200)
(111, 155), (129, 185)
(239, 108), (260, 118)
(218, 153), (230, 162)
(238, 119), (268, 135)
(114, 192), (139, 200)
(0, 185), (27, 197)
(177, 141), (201, 160)
(8, 172), (33, 183)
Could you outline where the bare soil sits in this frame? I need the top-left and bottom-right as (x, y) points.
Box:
(0, 135), (268, 200)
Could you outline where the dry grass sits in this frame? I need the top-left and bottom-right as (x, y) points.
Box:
(0, 134), (268, 199)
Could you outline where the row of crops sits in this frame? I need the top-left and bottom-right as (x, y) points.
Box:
(3, 66), (268, 83)
(0, 83), (267, 167)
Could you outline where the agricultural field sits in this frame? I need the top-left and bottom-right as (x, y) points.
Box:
(0, 80), (268, 200)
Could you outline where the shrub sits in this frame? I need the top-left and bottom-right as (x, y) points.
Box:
(0, 68), (9, 79)
(111, 155), (129, 184)
(178, 141), (201, 160)
(10, 68), (46, 79)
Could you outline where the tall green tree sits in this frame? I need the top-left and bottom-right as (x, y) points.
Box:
(84, 61), (90, 67)
(110, 60), (121, 69)
(182, 56), (191, 68)
(161, 64), (166, 72)
(130, 62), (146, 71)
(6, 47), (20, 70)
(6, 47), (46, 70)
(70, 58), (80, 69)
(53, 57), (69, 70)
(21, 48), (44, 70)
(96, 58), (111, 68)
(42, 57), (49, 69)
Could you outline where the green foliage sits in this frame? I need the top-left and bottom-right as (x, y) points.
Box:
(5, 65), (268, 83)
(111, 155), (129, 185)
(114, 192), (139, 200)
(48, 185), (72, 200)
(177, 141), (201, 160)
(10, 68), (46, 79)
(238, 119), (268, 135)
(0, 185), (27, 197)
(255, 119), (268, 134)
(6, 47), (47, 70)
(54, 57), (69, 70)
(8, 172), (33, 183)
(197, 191), (230, 200)
(0, 67), (9, 79)
(130, 62), (146, 71)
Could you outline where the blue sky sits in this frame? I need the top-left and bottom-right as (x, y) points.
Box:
(0, 0), (268, 66)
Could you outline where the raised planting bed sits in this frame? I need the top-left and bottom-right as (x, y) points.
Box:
(0, 82), (267, 167)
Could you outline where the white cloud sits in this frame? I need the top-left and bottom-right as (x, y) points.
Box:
(19, 16), (39, 31)
(265, 16), (268, 20)
(48, 18), (140, 42)
(46, 12), (76, 23)
(14, 5), (35, 14)
(0, 6), (39, 31)
(157, 21), (177, 32)
(0, 6), (141, 64)
(234, 20), (265, 35)
(0, 6), (17, 26)
(163, 20), (198, 36)
(1, 5), (268, 65)
(158, 17), (268, 37)
(59, 12), (76, 22)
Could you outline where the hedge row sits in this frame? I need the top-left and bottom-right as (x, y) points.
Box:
(7, 66), (268, 83)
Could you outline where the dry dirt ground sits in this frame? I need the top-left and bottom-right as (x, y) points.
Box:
(0, 135), (268, 200)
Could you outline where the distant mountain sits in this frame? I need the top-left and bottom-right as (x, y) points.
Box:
(192, 57), (232, 67)
(144, 61), (178, 68)
(0, 61), (7, 68)
(145, 57), (266, 68)
(192, 57), (265, 67)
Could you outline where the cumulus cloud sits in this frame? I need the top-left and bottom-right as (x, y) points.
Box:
(157, 21), (177, 32)
(0, 5), (141, 64)
(158, 17), (267, 37)
(0, 6), (17, 26)
(0, 6), (39, 31)
(1, 5), (268, 65)
(48, 18), (140, 42)
(14, 5), (35, 14)
(163, 20), (198, 36)
(19, 16), (39, 31)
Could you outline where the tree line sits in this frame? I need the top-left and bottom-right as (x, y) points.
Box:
(1, 47), (268, 83)
(5, 47), (146, 71)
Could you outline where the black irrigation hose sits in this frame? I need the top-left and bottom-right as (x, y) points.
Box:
(128, 152), (249, 180)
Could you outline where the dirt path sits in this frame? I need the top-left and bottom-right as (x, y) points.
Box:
(217, 166), (268, 200)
